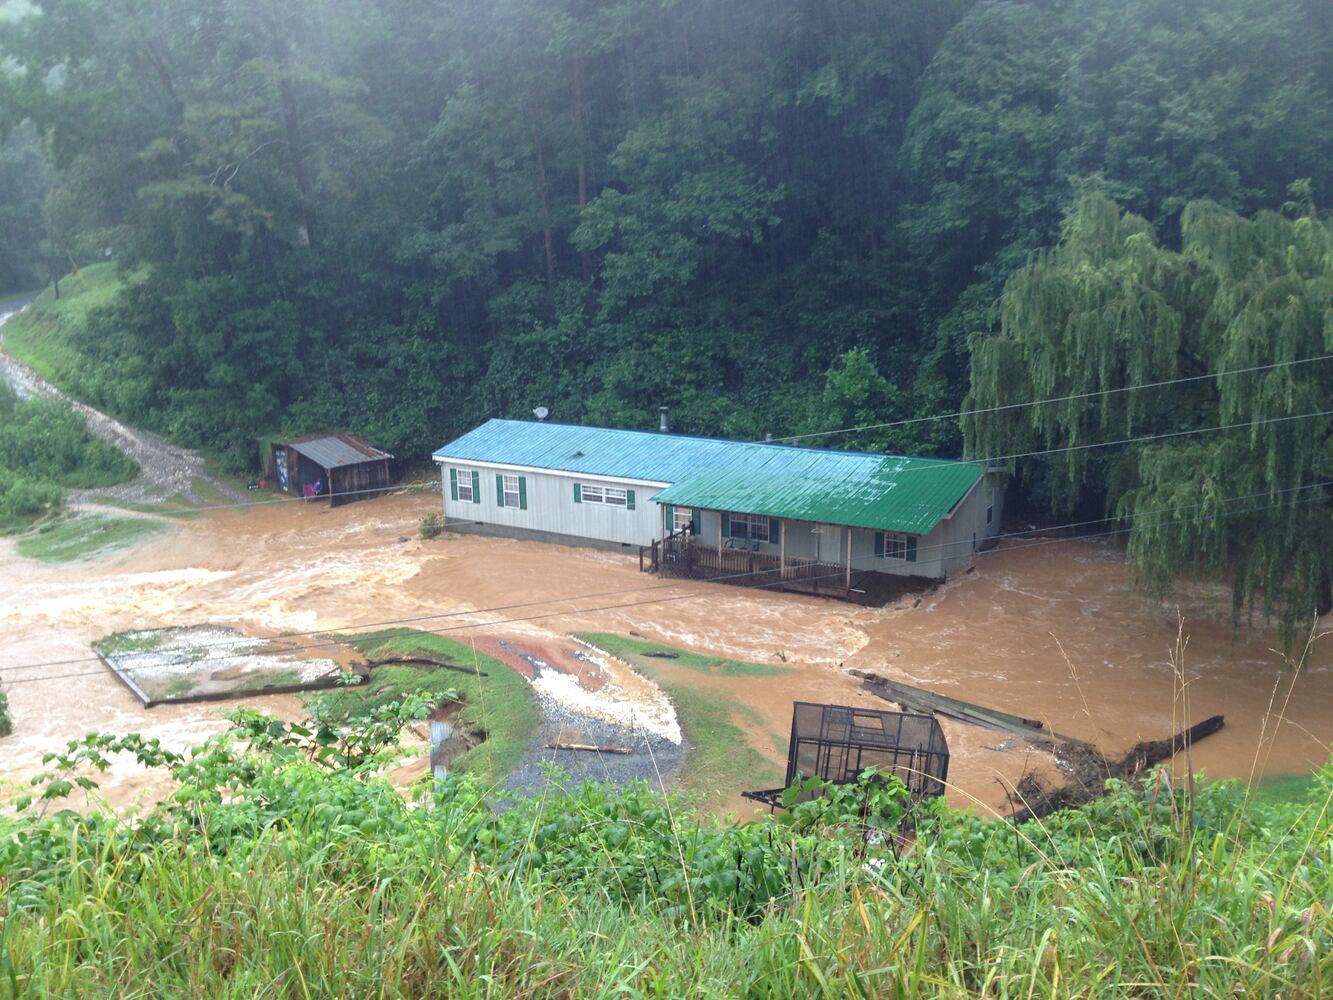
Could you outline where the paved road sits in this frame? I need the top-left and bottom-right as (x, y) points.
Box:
(0, 300), (246, 505)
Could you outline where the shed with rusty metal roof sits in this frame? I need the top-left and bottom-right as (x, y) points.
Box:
(270, 433), (394, 507)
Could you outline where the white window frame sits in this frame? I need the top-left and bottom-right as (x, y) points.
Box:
(882, 531), (909, 559)
(673, 507), (694, 532)
(502, 474), (521, 508)
(729, 513), (770, 543)
(579, 483), (628, 507)
(455, 467), (474, 503)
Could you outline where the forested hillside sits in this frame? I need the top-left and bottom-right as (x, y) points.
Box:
(2, 0), (1327, 456)
(1, 0), (1330, 620)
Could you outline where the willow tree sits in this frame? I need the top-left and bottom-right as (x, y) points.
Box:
(965, 190), (1333, 631)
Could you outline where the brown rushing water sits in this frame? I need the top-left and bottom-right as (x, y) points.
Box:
(1, 493), (1328, 817)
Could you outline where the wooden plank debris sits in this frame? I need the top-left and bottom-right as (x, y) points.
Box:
(849, 669), (1094, 748)
(1008, 715), (1225, 823)
(545, 742), (632, 754)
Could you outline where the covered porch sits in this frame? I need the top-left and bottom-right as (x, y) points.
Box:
(646, 509), (879, 601)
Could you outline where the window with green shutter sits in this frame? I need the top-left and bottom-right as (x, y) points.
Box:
(449, 467), (458, 502)
(517, 476), (527, 510)
(626, 489), (635, 510)
(690, 509), (701, 534)
(471, 470), (480, 503)
(573, 483), (582, 503)
(877, 532), (915, 560)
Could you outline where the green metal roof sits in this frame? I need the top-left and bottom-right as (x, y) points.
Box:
(435, 419), (982, 534)
(652, 460), (981, 534)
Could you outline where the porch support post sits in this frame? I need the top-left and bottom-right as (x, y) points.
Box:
(717, 512), (724, 562)
(845, 527), (852, 590)
(779, 519), (786, 579)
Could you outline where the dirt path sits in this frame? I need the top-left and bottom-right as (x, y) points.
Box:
(0, 302), (245, 505)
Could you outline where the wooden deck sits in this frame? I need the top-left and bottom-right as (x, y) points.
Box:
(646, 532), (864, 601)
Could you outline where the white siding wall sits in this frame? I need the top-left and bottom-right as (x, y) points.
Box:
(438, 463), (664, 547)
(438, 460), (1005, 577)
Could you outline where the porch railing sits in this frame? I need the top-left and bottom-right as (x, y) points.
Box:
(652, 532), (859, 599)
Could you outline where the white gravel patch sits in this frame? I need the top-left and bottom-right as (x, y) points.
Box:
(527, 659), (681, 744)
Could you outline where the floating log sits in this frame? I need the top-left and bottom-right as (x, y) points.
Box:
(850, 669), (1093, 748)
(360, 655), (487, 677)
(545, 742), (632, 755)
(643, 651), (680, 659)
(1008, 714), (1225, 824)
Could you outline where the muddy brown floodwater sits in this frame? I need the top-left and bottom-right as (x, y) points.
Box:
(1, 492), (1328, 818)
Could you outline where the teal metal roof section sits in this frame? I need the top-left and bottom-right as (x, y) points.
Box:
(434, 419), (982, 534)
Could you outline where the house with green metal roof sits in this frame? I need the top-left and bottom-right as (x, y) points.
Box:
(433, 417), (1004, 599)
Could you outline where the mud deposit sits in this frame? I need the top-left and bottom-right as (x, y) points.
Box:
(1, 491), (1329, 818)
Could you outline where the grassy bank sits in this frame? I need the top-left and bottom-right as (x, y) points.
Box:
(0, 703), (1327, 998)
(576, 632), (784, 805)
(315, 629), (541, 784)
(14, 513), (166, 562)
(0, 261), (134, 388)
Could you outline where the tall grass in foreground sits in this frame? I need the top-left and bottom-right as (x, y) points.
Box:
(1, 758), (1328, 998)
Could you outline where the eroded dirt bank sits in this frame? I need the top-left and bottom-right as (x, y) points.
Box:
(1, 492), (1328, 817)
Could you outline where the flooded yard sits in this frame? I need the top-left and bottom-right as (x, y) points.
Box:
(1, 491), (1328, 817)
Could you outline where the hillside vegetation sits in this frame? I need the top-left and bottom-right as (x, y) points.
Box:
(0, 380), (137, 533)
(2, 0), (1329, 624)
(0, 699), (1328, 997)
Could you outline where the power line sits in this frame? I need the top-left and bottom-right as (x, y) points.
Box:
(4, 488), (1323, 690)
(119, 404), (1333, 524)
(768, 353), (1333, 444)
(4, 481), (1326, 682)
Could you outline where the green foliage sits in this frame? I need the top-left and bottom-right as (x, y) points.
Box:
(319, 629), (541, 783)
(0, 379), (137, 533)
(0, 699), (1328, 995)
(418, 511), (442, 539)
(966, 192), (1333, 629)
(0, 688), (10, 737)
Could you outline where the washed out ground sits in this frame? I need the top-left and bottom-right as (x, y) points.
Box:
(2, 490), (1329, 819)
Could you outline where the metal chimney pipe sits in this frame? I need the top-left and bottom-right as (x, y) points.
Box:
(659, 406), (669, 433)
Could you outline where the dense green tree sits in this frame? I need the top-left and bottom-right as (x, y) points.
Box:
(965, 191), (1333, 629)
(902, 0), (1333, 406)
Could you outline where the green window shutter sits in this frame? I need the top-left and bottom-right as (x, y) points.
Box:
(906, 536), (917, 563)
(471, 470), (480, 503)
(495, 474), (504, 506)
(573, 483), (582, 504)
(769, 518), (781, 544)
(721, 512), (730, 538)
(690, 509), (701, 534)
(663, 504), (674, 529)
(518, 476), (527, 510)
(874, 532), (884, 558)
(449, 467), (458, 502)
(626, 489), (635, 510)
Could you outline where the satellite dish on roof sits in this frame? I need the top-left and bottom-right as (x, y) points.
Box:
(532, 406), (550, 421)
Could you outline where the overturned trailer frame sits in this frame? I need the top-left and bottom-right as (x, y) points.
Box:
(744, 702), (950, 810)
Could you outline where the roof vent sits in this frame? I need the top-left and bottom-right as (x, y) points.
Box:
(659, 405), (670, 433)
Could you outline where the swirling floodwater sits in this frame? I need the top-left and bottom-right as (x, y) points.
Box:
(1, 492), (1328, 818)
